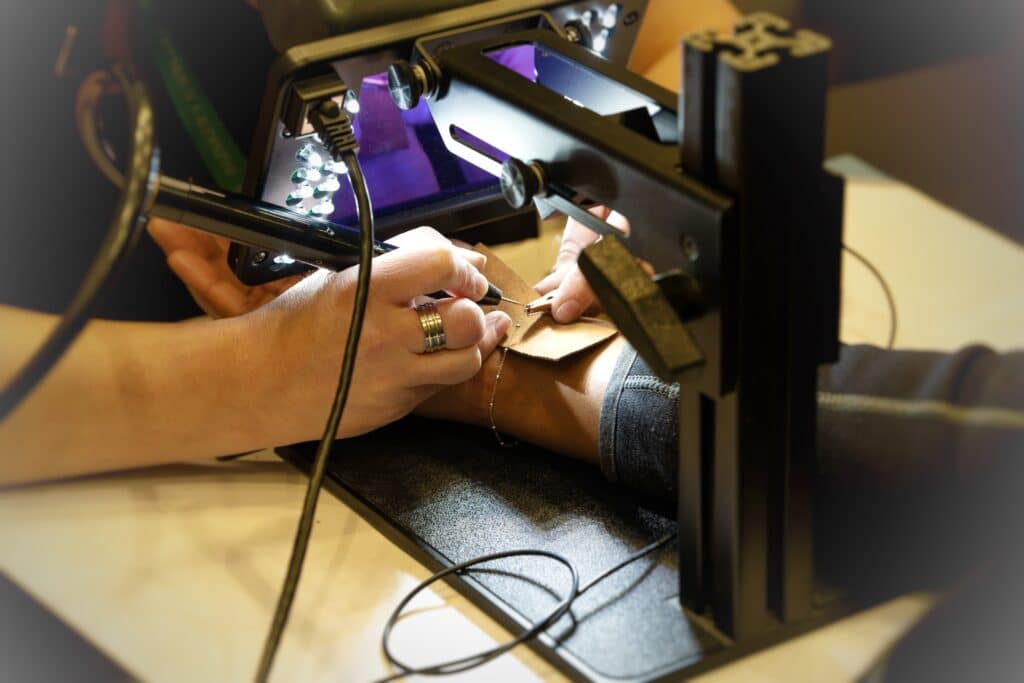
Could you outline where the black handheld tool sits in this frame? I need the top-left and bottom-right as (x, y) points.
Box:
(152, 176), (518, 306)
(374, 241), (518, 306)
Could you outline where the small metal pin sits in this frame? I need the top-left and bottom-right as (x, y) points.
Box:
(501, 296), (524, 306)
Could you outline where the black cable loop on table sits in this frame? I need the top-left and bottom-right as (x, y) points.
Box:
(375, 533), (677, 681)
(376, 549), (580, 681)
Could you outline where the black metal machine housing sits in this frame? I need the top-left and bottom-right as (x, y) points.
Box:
(233, 0), (648, 283)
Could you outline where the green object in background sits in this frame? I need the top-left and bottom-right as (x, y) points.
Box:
(138, 0), (247, 192)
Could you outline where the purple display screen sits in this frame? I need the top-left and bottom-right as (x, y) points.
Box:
(322, 45), (536, 226)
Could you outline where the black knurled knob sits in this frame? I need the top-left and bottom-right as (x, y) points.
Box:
(500, 158), (543, 210)
(387, 60), (421, 111)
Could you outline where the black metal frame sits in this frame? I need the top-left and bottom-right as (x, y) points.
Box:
(232, 0), (648, 284)
(409, 11), (843, 642)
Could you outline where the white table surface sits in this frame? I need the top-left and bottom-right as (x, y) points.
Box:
(1, 168), (1021, 682)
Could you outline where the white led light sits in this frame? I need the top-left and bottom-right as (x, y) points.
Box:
(273, 254), (296, 265)
(291, 167), (323, 183)
(288, 183), (314, 202)
(296, 143), (322, 167)
(322, 159), (348, 175)
(310, 201), (335, 216)
(343, 90), (361, 115)
(317, 175), (341, 194)
(593, 28), (610, 53)
(601, 4), (619, 29)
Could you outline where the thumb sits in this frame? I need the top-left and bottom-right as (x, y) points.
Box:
(478, 310), (513, 359)
(550, 264), (598, 323)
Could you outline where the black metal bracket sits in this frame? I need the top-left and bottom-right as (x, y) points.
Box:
(579, 233), (705, 383)
(412, 19), (731, 392)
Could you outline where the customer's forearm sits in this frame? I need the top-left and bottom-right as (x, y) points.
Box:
(493, 337), (626, 462)
(0, 306), (275, 484)
(420, 337), (626, 463)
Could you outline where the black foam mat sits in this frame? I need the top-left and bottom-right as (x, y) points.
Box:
(281, 417), (727, 682)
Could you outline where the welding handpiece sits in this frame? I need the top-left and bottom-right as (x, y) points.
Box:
(151, 176), (511, 306)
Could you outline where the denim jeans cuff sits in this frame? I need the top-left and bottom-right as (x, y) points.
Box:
(598, 344), (639, 483)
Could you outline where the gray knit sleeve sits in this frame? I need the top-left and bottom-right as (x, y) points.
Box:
(598, 343), (1024, 505)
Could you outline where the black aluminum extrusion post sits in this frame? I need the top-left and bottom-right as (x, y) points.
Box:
(678, 14), (843, 638)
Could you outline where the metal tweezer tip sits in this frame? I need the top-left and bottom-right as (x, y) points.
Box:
(524, 292), (556, 314)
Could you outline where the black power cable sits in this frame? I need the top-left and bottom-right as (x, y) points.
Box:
(842, 244), (898, 350)
(0, 67), (159, 423)
(68, 74), (372, 680)
(373, 533), (677, 682)
(576, 531), (677, 596)
(254, 146), (372, 681)
(377, 549), (580, 682)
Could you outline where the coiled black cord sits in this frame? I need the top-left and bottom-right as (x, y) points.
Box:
(0, 67), (158, 423)
(373, 532), (677, 682)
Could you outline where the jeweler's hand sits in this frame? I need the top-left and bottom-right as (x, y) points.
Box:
(414, 339), (503, 427)
(149, 217), (493, 320)
(148, 217), (305, 318)
(534, 207), (635, 323)
(254, 226), (512, 440)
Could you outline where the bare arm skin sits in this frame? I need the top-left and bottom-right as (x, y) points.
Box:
(419, 337), (627, 464)
(0, 306), (273, 483)
(0, 228), (510, 486)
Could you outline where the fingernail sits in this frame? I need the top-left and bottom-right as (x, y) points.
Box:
(553, 300), (580, 322)
(475, 273), (489, 300)
(491, 311), (513, 336)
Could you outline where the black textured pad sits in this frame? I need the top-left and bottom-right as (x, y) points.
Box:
(281, 417), (724, 681)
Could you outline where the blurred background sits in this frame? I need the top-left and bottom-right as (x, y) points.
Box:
(751, 0), (1023, 245)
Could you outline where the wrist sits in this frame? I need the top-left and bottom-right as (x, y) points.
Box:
(414, 347), (503, 428)
(197, 313), (286, 449)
